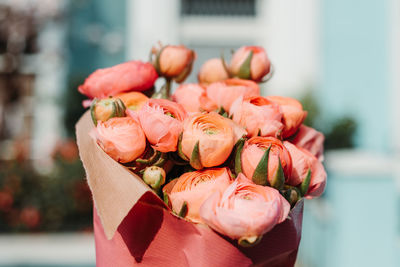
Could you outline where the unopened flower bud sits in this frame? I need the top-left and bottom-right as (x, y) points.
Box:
(143, 166), (166, 190)
(282, 186), (301, 206)
(115, 91), (149, 111)
(230, 46), (271, 82)
(153, 44), (196, 83)
(90, 97), (126, 125)
(198, 58), (229, 84)
(238, 235), (263, 247)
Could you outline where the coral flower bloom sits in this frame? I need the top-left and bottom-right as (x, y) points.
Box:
(90, 117), (146, 163)
(181, 112), (238, 168)
(164, 168), (232, 223)
(205, 78), (260, 112)
(172, 84), (208, 114)
(284, 141), (327, 198)
(138, 99), (188, 153)
(230, 96), (283, 138)
(200, 174), (290, 240)
(230, 46), (271, 82)
(241, 137), (292, 186)
(291, 125), (325, 161)
(266, 96), (307, 138)
(79, 61), (158, 99)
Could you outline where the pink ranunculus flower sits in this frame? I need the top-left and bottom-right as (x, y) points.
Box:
(230, 96), (284, 138)
(291, 125), (325, 161)
(163, 168), (232, 223)
(241, 137), (292, 186)
(230, 46), (271, 82)
(197, 58), (229, 85)
(284, 141), (327, 198)
(79, 61), (158, 99)
(172, 83), (208, 114)
(205, 78), (260, 112)
(138, 99), (188, 153)
(200, 173), (290, 240)
(181, 112), (238, 169)
(266, 96), (307, 138)
(90, 117), (146, 163)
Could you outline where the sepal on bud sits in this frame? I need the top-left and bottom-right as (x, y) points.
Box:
(234, 137), (245, 176)
(173, 53), (195, 83)
(90, 97), (126, 126)
(220, 52), (232, 78)
(190, 141), (203, 170)
(237, 50), (253, 79)
(151, 45), (165, 75)
(299, 168), (312, 196)
(259, 64), (275, 83)
(252, 145), (271, 185)
(270, 160), (285, 190)
(178, 201), (188, 218)
(177, 133), (190, 161)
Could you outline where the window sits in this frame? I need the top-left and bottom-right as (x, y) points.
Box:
(181, 0), (256, 17)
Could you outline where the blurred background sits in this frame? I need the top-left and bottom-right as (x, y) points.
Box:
(0, 0), (398, 266)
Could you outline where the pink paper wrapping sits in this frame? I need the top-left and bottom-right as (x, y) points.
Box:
(76, 111), (303, 267)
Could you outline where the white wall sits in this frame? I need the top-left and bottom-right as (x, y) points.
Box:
(126, 0), (180, 61)
(126, 0), (320, 96)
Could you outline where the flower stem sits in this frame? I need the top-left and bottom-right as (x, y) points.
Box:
(165, 78), (172, 98)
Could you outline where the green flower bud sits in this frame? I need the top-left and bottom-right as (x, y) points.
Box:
(143, 166), (166, 191)
(90, 97), (126, 125)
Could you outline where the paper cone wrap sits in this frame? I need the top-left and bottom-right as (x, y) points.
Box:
(76, 111), (303, 267)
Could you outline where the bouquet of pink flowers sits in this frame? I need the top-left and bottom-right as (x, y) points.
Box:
(76, 44), (326, 266)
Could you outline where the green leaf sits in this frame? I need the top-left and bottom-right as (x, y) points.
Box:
(252, 146), (271, 185)
(190, 141), (203, 170)
(234, 138), (245, 176)
(270, 159), (285, 190)
(300, 168), (312, 196)
(178, 201), (188, 218)
(238, 50), (253, 79)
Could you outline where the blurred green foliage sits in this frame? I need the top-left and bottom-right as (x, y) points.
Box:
(300, 90), (357, 150)
(0, 141), (92, 232)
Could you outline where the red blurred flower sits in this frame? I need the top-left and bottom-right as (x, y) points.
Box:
(20, 207), (41, 229)
(54, 140), (79, 162)
(0, 190), (13, 212)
